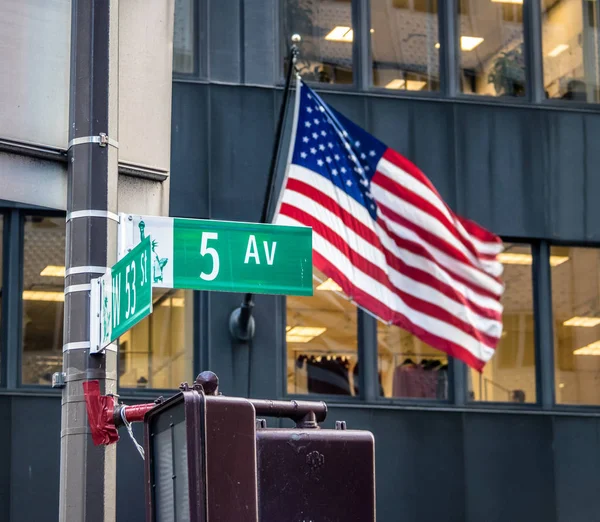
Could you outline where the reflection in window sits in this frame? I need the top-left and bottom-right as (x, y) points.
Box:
(22, 216), (65, 385)
(378, 323), (448, 399)
(371, 0), (440, 92)
(459, 0), (525, 97)
(173, 0), (195, 75)
(541, 0), (600, 102)
(469, 244), (536, 403)
(119, 289), (193, 389)
(551, 247), (600, 405)
(281, 0), (353, 84)
(286, 268), (358, 395)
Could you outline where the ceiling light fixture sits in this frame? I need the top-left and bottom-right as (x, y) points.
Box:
(574, 341), (600, 356)
(316, 278), (343, 291)
(325, 26), (353, 43)
(435, 36), (484, 51)
(563, 316), (600, 327)
(23, 290), (65, 302)
(384, 79), (427, 91)
(490, 0), (523, 4)
(497, 253), (569, 267)
(40, 265), (66, 277)
(548, 44), (569, 57)
(286, 326), (327, 343)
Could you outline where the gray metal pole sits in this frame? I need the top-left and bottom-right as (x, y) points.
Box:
(59, 0), (119, 520)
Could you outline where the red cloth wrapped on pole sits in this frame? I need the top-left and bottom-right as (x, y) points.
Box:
(82, 380), (119, 446)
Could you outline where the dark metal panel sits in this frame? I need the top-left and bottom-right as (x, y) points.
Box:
(116, 404), (147, 521)
(368, 96), (457, 207)
(325, 407), (466, 522)
(546, 112), (586, 239)
(10, 397), (60, 522)
(209, 86), (275, 222)
(553, 417), (600, 522)
(242, 0), (276, 86)
(170, 83), (210, 219)
(208, 0), (241, 83)
(463, 413), (556, 522)
(319, 91), (367, 128)
(204, 291), (281, 400)
(583, 114), (600, 242)
(454, 105), (547, 237)
(0, 397), (10, 522)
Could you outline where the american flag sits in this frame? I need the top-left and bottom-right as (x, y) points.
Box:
(274, 79), (504, 371)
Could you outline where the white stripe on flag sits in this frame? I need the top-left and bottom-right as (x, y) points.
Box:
(378, 157), (503, 256)
(282, 190), (502, 337)
(277, 213), (497, 364)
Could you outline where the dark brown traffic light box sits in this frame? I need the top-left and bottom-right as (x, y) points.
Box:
(256, 424), (376, 521)
(144, 373), (375, 522)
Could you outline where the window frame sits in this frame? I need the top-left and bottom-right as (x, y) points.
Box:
(18, 210), (66, 390)
(275, 0), (600, 112)
(172, 0), (205, 80)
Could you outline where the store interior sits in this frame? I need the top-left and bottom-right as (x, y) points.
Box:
(284, 0), (600, 101)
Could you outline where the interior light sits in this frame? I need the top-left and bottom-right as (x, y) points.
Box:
(435, 36), (484, 51)
(548, 44), (569, 57)
(40, 265), (66, 277)
(550, 255), (569, 267)
(316, 278), (343, 291)
(559, 383), (565, 388)
(563, 317), (600, 327)
(490, 0), (523, 4)
(497, 253), (569, 267)
(574, 341), (600, 355)
(325, 26), (353, 43)
(384, 79), (427, 91)
(460, 36), (484, 51)
(286, 326), (327, 343)
(23, 290), (64, 302)
(160, 297), (185, 307)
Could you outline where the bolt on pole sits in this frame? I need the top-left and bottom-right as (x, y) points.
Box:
(59, 0), (119, 520)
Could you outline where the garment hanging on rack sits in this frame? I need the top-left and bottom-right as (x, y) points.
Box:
(392, 357), (448, 399)
(296, 355), (351, 395)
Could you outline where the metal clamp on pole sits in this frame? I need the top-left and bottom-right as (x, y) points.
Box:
(68, 133), (119, 150)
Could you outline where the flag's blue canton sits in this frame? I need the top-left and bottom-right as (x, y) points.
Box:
(291, 82), (386, 220)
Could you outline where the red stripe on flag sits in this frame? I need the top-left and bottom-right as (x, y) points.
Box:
(314, 251), (488, 372)
(375, 197), (502, 287)
(382, 149), (501, 247)
(373, 169), (496, 263)
(282, 180), (501, 321)
(280, 203), (500, 349)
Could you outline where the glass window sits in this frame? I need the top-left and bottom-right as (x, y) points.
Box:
(371, 0), (440, 92)
(551, 246), (600, 405)
(286, 268), (358, 395)
(459, 0), (526, 97)
(22, 216), (65, 385)
(119, 289), (194, 389)
(378, 323), (449, 400)
(541, 0), (600, 102)
(468, 243), (536, 403)
(173, 0), (196, 75)
(281, 0), (353, 85)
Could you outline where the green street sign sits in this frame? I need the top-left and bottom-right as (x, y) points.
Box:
(118, 215), (313, 296)
(90, 236), (152, 353)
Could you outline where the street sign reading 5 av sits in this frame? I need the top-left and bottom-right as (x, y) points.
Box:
(90, 236), (153, 353)
(118, 214), (313, 296)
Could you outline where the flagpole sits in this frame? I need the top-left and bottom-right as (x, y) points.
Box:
(229, 36), (301, 353)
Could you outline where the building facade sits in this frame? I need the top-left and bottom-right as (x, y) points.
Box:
(2, 0), (600, 520)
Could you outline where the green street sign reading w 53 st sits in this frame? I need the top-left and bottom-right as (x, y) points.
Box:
(90, 236), (153, 353)
(118, 215), (313, 296)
